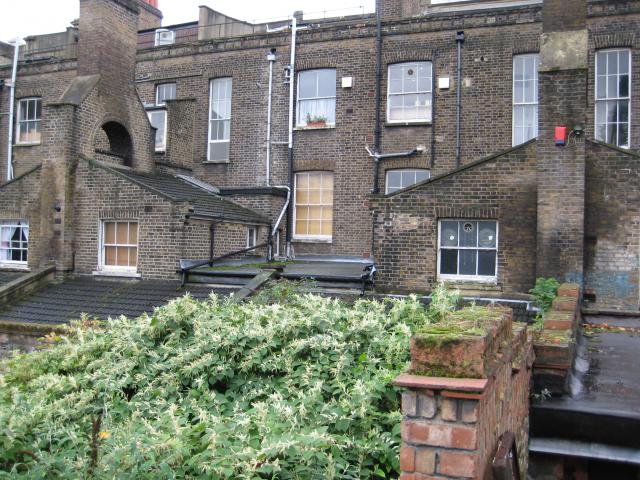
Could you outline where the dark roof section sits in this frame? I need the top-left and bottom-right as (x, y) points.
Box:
(0, 277), (236, 325)
(85, 158), (270, 225)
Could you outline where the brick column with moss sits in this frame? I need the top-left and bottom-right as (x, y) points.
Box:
(394, 306), (534, 479)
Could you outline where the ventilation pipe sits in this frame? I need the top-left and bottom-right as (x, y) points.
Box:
(455, 31), (465, 168)
(6, 38), (21, 182)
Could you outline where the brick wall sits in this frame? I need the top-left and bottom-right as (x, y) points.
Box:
(0, 167), (43, 270)
(395, 307), (533, 479)
(585, 140), (640, 310)
(73, 159), (253, 279)
(371, 141), (538, 295)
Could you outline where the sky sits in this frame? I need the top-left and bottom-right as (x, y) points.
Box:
(1, 0), (375, 42)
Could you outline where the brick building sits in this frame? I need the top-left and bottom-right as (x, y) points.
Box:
(0, 0), (639, 309)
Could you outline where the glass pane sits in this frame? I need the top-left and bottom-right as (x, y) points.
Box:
(129, 223), (138, 245)
(619, 51), (629, 74)
(129, 247), (138, 267)
(295, 220), (308, 236)
(308, 206), (322, 220)
(35, 99), (42, 120)
(105, 246), (117, 265)
(619, 100), (629, 122)
(440, 249), (457, 275)
(116, 247), (128, 266)
(321, 207), (333, 220)
(607, 101), (617, 123)
(116, 223), (128, 244)
(596, 52), (606, 76)
(415, 170), (429, 182)
(320, 220), (332, 236)
(309, 190), (321, 203)
(607, 123), (617, 145)
(441, 221), (458, 247)
(478, 251), (496, 276)
(459, 250), (477, 275)
(387, 171), (401, 190)
(607, 73), (617, 98)
(322, 172), (333, 190)
(298, 71), (317, 99)
(308, 220), (321, 235)
(104, 222), (116, 244)
(209, 141), (229, 161)
(478, 222), (497, 248)
(296, 173), (309, 189)
(607, 51), (618, 74)
(619, 75), (629, 97)
(459, 221), (477, 247)
(317, 69), (336, 98)
(619, 123), (629, 148)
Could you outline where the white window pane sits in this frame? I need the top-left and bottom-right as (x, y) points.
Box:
(298, 71), (317, 99)
(441, 221), (458, 247)
(607, 51), (618, 74)
(317, 69), (336, 98)
(209, 141), (229, 161)
(619, 51), (629, 75)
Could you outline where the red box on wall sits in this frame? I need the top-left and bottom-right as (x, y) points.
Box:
(555, 126), (568, 146)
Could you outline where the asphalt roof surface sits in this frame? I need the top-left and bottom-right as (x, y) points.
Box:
(105, 164), (270, 225)
(531, 314), (640, 448)
(0, 277), (236, 325)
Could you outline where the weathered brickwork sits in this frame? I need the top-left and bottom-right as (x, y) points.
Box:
(371, 141), (538, 295)
(0, 0), (639, 306)
(585, 140), (640, 309)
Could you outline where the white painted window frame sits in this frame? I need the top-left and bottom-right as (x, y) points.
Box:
(246, 226), (257, 249)
(154, 29), (175, 46)
(296, 69), (337, 127)
(207, 77), (233, 161)
(147, 109), (167, 152)
(16, 97), (42, 145)
(386, 61), (433, 124)
(155, 83), (176, 106)
(512, 54), (539, 146)
(385, 168), (431, 194)
(437, 220), (499, 284)
(595, 48), (632, 149)
(98, 220), (139, 273)
(0, 220), (29, 266)
(293, 171), (334, 242)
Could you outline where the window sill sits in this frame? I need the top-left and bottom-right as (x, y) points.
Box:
(202, 159), (230, 164)
(292, 237), (333, 244)
(92, 270), (141, 279)
(14, 142), (41, 147)
(438, 276), (497, 286)
(294, 125), (336, 131)
(385, 121), (432, 127)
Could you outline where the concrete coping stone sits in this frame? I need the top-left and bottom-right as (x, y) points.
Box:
(392, 374), (488, 393)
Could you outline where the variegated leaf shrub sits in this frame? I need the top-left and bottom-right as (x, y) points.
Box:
(0, 289), (431, 479)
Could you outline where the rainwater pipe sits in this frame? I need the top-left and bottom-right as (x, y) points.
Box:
(455, 31), (465, 168)
(269, 186), (290, 261)
(266, 48), (276, 186)
(372, 0), (383, 194)
(6, 38), (20, 181)
(285, 16), (298, 258)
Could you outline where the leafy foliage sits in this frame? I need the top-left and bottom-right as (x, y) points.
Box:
(426, 282), (461, 323)
(0, 290), (431, 479)
(529, 278), (560, 314)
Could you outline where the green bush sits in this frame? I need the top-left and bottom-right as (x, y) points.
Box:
(0, 291), (431, 479)
(529, 277), (560, 314)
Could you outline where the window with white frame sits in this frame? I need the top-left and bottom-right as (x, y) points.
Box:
(513, 54), (539, 146)
(147, 110), (167, 152)
(208, 77), (232, 161)
(17, 97), (42, 144)
(595, 49), (631, 148)
(155, 83), (176, 106)
(387, 62), (433, 123)
(385, 169), (430, 194)
(0, 220), (29, 265)
(246, 226), (257, 249)
(438, 220), (498, 281)
(100, 221), (138, 271)
(294, 171), (334, 240)
(155, 29), (175, 46)
(297, 69), (336, 127)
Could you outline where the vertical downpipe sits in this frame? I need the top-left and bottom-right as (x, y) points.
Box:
(372, 0), (382, 195)
(6, 38), (20, 181)
(266, 48), (276, 187)
(455, 31), (465, 168)
(285, 16), (297, 258)
(430, 52), (437, 169)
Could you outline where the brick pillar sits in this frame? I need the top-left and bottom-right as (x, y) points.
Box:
(394, 307), (533, 479)
(535, 0), (588, 283)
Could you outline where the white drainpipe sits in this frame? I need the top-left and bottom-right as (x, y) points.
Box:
(6, 38), (20, 181)
(266, 48), (276, 186)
